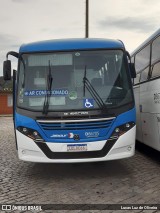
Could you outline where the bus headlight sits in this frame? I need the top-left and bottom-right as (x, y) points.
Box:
(17, 126), (45, 142)
(109, 122), (135, 139)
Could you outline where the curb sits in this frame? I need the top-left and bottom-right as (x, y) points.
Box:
(0, 114), (13, 117)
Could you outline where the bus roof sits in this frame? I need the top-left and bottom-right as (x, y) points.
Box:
(19, 38), (125, 53)
(131, 28), (160, 56)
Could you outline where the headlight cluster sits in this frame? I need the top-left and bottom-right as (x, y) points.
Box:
(109, 122), (135, 140)
(17, 126), (45, 142)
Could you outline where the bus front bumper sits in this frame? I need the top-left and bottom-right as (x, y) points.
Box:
(16, 126), (136, 163)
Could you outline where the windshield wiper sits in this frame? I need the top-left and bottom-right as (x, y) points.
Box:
(43, 60), (53, 115)
(83, 66), (107, 110)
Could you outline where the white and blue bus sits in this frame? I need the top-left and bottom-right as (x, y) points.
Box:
(3, 38), (136, 162)
(131, 29), (160, 151)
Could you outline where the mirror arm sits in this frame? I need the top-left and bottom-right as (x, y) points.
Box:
(126, 51), (131, 62)
(6, 51), (19, 60)
(125, 51), (136, 79)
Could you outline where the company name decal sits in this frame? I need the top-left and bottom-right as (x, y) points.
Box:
(85, 131), (99, 138)
(50, 134), (67, 138)
(50, 133), (75, 139)
(64, 111), (89, 116)
(24, 89), (69, 96)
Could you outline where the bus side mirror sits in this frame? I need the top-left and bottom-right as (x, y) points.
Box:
(3, 60), (11, 80)
(130, 63), (136, 78)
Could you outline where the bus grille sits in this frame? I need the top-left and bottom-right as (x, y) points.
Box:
(37, 118), (115, 131)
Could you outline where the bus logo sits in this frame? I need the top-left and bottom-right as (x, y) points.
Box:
(68, 133), (74, 138)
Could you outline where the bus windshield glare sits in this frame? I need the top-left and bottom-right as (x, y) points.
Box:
(17, 50), (133, 111)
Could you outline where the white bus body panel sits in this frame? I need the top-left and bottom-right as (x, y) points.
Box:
(134, 79), (160, 151)
(16, 126), (136, 163)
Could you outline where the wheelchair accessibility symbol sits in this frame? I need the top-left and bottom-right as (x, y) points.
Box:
(83, 99), (94, 108)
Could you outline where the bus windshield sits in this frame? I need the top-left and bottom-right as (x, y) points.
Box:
(17, 50), (133, 112)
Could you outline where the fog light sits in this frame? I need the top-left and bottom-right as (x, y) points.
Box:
(127, 146), (132, 151)
(22, 150), (26, 154)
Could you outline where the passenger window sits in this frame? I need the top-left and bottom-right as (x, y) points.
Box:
(151, 36), (160, 79)
(151, 62), (160, 78)
(140, 67), (149, 82)
(135, 45), (150, 73)
(152, 36), (160, 64)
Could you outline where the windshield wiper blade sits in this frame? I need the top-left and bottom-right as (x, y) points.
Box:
(83, 65), (87, 97)
(43, 60), (53, 115)
(83, 66), (107, 110)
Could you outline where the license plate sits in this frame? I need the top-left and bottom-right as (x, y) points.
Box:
(67, 144), (87, 152)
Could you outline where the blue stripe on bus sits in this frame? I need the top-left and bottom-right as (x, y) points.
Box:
(15, 107), (136, 143)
